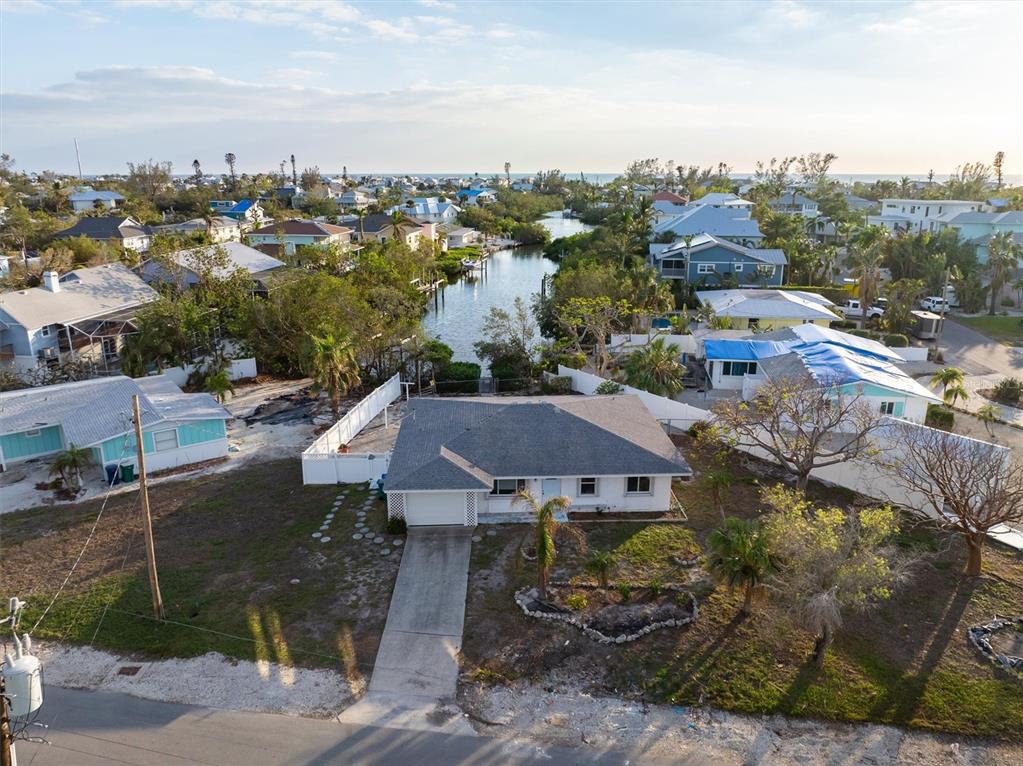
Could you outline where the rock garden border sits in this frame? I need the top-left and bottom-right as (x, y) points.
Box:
(514, 582), (698, 645)
(967, 616), (1023, 675)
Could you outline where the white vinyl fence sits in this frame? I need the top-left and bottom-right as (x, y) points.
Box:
(157, 357), (258, 387)
(894, 346), (929, 362)
(302, 373), (402, 485)
(610, 334), (697, 357)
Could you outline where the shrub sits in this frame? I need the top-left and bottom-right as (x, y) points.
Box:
(883, 333), (909, 347)
(688, 420), (712, 438)
(849, 329), (881, 340)
(595, 379), (624, 395)
(565, 594), (588, 611)
(831, 320), (856, 330)
(584, 549), (617, 586)
(925, 404), (955, 430)
(616, 583), (632, 601)
(540, 375), (572, 394)
(1001, 297), (1016, 308)
(993, 377), (1023, 405)
(648, 579), (663, 598)
(385, 517), (407, 535)
(435, 361), (481, 394)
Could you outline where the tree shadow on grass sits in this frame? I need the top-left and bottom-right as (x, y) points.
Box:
(654, 608), (749, 702)
(865, 577), (977, 726)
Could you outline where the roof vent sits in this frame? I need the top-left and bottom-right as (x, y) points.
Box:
(42, 272), (60, 293)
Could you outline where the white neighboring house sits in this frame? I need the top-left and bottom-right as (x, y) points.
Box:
(769, 191), (819, 218)
(695, 289), (840, 330)
(0, 375), (231, 475)
(153, 216), (241, 243)
(454, 189), (496, 207)
(387, 198), (461, 224)
(867, 199), (982, 234)
(139, 242), (286, 292)
(691, 192), (754, 216)
(445, 227), (481, 249)
(384, 396), (692, 526)
(0, 264), (158, 373)
(68, 187), (125, 214)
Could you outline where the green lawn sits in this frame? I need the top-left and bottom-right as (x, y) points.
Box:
(954, 314), (1023, 345)
(1, 460), (400, 675)
(461, 440), (1023, 740)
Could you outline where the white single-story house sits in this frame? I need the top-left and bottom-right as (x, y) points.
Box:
(69, 187), (125, 214)
(140, 242), (286, 292)
(384, 396), (692, 526)
(0, 375), (231, 474)
(696, 289), (839, 330)
(153, 216), (241, 243)
(446, 227), (481, 249)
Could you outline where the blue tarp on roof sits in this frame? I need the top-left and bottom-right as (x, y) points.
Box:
(704, 339), (795, 361)
(793, 343), (939, 401)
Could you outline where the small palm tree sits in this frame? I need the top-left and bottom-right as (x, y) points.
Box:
(622, 337), (685, 398)
(204, 369), (234, 404)
(388, 210), (406, 242)
(707, 517), (776, 615)
(930, 367), (968, 406)
(849, 245), (884, 327)
(976, 403), (998, 437)
(704, 468), (733, 519)
(514, 490), (583, 600)
(309, 332), (361, 422)
(986, 231), (1021, 316)
(584, 549), (617, 587)
(49, 444), (95, 493)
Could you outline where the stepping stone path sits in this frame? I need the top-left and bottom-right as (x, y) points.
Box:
(290, 578), (300, 585)
(380, 548), (391, 556)
(312, 532), (322, 539)
(471, 535), (482, 542)
(373, 536), (384, 544)
(356, 522), (366, 529)
(321, 536), (331, 543)
(393, 539), (403, 547)
(352, 533), (364, 540)
(486, 530), (496, 536)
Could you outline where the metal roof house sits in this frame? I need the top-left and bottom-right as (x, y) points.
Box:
(0, 375), (231, 474)
(68, 187), (125, 214)
(385, 396), (692, 526)
(0, 264), (157, 375)
(140, 242), (286, 293)
(695, 289), (838, 330)
(650, 235), (786, 286)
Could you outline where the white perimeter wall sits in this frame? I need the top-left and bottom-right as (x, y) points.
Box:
(157, 357), (258, 387)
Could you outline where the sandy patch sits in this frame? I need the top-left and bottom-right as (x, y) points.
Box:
(460, 680), (1020, 766)
(36, 641), (357, 718)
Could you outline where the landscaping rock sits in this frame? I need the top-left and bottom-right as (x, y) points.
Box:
(381, 548), (391, 556)
(320, 536), (331, 543)
(312, 532), (322, 539)
(472, 535), (483, 542)
(392, 539), (403, 546)
(352, 533), (363, 540)
(373, 536), (384, 544)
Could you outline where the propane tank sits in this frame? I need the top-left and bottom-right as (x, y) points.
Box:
(2, 633), (43, 717)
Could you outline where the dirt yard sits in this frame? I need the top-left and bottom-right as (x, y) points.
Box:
(0, 460), (402, 684)
(459, 436), (1023, 741)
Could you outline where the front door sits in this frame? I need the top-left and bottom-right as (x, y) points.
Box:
(541, 478), (562, 501)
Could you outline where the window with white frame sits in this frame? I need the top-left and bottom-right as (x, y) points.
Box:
(578, 477), (598, 496)
(40, 325), (51, 337)
(733, 263), (743, 271)
(492, 478), (526, 495)
(696, 263), (714, 274)
(879, 401), (896, 415)
(721, 361), (757, 376)
(626, 476), (652, 494)
(152, 429), (178, 452)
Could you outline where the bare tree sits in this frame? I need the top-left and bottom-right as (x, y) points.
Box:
(712, 374), (885, 491)
(224, 153), (237, 191)
(891, 422), (1023, 576)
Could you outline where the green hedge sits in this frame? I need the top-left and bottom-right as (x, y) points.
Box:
(925, 404), (954, 430)
(883, 333), (909, 347)
(435, 361), (481, 394)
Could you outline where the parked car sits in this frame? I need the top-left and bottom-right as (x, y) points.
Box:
(836, 299), (884, 319)
(919, 296), (951, 313)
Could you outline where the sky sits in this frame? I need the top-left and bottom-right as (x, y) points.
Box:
(1, 0), (1021, 177)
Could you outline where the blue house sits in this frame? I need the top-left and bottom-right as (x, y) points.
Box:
(649, 233), (787, 286)
(0, 375), (231, 475)
(651, 204), (763, 245)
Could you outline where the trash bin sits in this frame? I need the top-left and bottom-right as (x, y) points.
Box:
(120, 463), (136, 483)
(104, 464), (121, 486)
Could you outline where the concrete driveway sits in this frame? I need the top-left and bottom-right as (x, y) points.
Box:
(339, 526), (474, 734)
(941, 318), (1023, 377)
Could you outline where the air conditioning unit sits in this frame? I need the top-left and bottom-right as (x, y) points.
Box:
(38, 347), (57, 360)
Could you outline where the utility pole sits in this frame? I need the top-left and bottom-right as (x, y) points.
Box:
(132, 396), (165, 620)
(1, 674), (12, 766)
(73, 138), (83, 180)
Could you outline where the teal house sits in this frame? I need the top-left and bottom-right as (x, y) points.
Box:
(0, 375), (230, 475)
(649, 233), (787, 286)
(936, 211), (1023, 264)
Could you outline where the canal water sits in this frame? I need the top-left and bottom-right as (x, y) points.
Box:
(422, 212), (593, 367)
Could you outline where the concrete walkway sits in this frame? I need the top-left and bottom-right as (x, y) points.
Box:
(339, 526), (475, 735)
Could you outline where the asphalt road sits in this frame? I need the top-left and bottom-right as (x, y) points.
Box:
(13, 687), (694, 766)
(940, 318), (1023, 376)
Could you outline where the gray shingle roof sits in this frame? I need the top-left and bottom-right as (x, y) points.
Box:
(0, 375), (230, 448)
(54, 216), (148, 241)
(385, 396), (691, 492)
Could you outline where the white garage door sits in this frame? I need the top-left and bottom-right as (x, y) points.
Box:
(405, 492), (466, 526)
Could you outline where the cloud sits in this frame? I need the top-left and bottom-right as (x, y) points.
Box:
(762, 0), (820, 29)
(268, 68), (325, 82)
(290, 50), (337, 62)
(418, 0), (456, 10)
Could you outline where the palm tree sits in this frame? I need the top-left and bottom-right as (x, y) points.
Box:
(224, 153), (237, 191)
(584, 549), (617, 587)
(986, 231), (1021, 316)
(309, 332), (361, 422)
(622, 337), (686, 398)
(707, 517), (775, 616)
(504, 161), (511, 185)
(204, 369), (235, 404)
(192, 158), (202, 183)
(290, 154), (297, 187)
(387, 210), (407, 242)
(49, 444), (95, 493)
(848, 243), (885, 327)
(353, 207), (367, 241)
(976, 403), (999, 437)
(514, 490), (583, 600)
(930, 367), (967, 406)
(704, 468), (733, 519)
